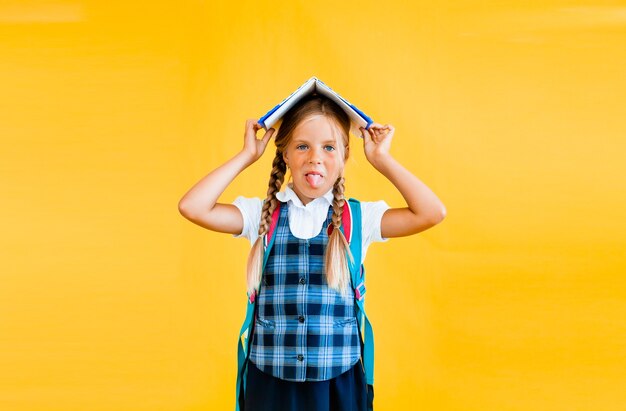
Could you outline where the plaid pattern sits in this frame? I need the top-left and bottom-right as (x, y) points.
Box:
(249, 202), (361, 382)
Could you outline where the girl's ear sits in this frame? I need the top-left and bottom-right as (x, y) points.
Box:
(282, 151), (289, 165)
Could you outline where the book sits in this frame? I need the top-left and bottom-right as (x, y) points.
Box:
(258, 76), (374, 138)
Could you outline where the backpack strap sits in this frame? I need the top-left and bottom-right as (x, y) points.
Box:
(346, 198), (375, 387)
(325, 201), (352, 241)
(263, 203), (281, 249)
(235, 202), (281, 411)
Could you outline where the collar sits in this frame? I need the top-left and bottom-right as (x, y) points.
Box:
(276, 182), (334, 208)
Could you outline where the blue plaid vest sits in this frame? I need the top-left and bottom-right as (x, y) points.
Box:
(248, 202), (362, 382)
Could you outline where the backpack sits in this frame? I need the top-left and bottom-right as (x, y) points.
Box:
(235, 198), (374, 411)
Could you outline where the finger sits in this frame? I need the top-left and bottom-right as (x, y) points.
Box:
(368, 127), (378, 142)
(360, 127), (372, 144)
(378, 124), (392, 137)
(251, 123), (265, 137)
(247, 119), (260, 133)
(247, 119), (260, 130)
(261, 128), (275, 145)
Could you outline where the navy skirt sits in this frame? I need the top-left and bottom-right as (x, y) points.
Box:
(242, 360), (374, 411)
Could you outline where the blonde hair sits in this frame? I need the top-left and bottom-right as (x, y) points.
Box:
(246, 94), (354, 297)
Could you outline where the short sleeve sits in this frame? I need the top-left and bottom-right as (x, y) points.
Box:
(232, 196), (263, 245)
(359, 200), (391, 263)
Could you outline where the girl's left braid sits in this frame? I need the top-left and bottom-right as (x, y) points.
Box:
(326, 176), (354, 296)
(331, 177), (346, 229)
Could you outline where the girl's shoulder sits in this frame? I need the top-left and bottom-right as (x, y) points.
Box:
(356, 199), (391, 245)
(356, 199), (390, 221)
(231, 196), (263, 243)
(233, 195), (263, 207)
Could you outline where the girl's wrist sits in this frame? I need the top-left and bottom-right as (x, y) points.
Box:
(368, 153), (394, 171)
(236, 150), (256, 168)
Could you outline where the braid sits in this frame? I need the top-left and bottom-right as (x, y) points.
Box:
(258, 150), (287, 236)
(331, 178), (345, 228)
(246, 150), (286, 296)
(325, 176), (354, 297)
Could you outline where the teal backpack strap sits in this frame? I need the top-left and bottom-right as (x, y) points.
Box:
(346, 198), (375, 387)
(235, 202), (281, 411)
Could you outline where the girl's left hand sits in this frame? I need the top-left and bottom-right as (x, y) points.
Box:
(361, 123), (395, 167)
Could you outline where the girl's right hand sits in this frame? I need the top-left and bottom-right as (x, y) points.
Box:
(242, 119), (275, 164)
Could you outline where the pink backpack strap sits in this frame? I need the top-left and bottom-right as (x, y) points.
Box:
(326, 202), (352, 243)
(342, 201), (352, 243)
(264, 202), (281, 248)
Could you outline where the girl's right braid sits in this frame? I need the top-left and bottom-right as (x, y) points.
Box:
(258, 150), (287, 237)
(246, 150), (286, 296)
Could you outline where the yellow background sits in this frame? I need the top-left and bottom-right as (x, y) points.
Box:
(1, 1), (625, 410)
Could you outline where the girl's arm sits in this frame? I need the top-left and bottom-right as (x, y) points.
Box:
(178, 119), (275, 234)
(361, 124), (446, 238)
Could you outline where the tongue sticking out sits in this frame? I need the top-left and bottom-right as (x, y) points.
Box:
(305, 173), (323, 188)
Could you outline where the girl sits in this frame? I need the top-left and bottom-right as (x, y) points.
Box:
(178, 94), (446, 411)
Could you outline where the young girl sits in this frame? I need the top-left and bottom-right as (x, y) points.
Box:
(178, 94), (446, 411)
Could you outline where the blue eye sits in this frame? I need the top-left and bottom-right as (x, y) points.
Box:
(324, 145), (335, 152)
(296, 144), (308, 150)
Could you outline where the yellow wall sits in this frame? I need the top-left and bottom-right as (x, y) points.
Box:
(2, 1), (625, 410)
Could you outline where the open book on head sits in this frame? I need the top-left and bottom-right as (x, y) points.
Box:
(258, 76), (374, 138)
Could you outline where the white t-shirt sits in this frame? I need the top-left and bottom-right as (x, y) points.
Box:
(232, 183), (390, 265)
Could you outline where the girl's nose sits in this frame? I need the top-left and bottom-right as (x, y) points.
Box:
(308, 149), (322, 164)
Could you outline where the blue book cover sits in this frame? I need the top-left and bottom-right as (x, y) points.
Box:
(259, 76), (374, 137)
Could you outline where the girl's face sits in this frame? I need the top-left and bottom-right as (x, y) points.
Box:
(282, 114), (347, 205)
